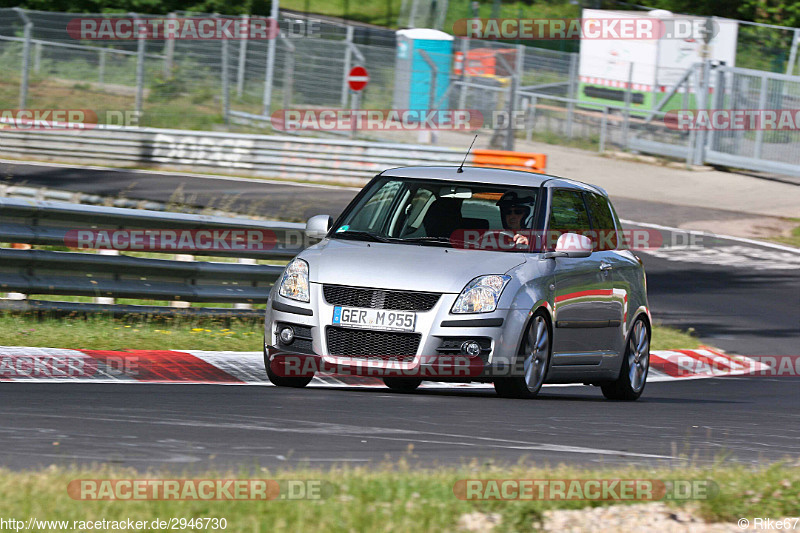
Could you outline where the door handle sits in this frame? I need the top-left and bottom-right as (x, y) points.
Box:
(599, 263), (613, 271)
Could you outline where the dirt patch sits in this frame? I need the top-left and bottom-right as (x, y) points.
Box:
(458, 504), (792, 532)
(678, 217), (798, 242)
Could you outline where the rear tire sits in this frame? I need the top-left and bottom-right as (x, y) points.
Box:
(601, 317), (649, 401)
(383, 377), (422, 392)
(264, 346), (314, 388)
(494, 312), (551, 399)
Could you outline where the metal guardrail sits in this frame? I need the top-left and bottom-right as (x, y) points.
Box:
(0, 197), (306, 314)
(0, 126), (467, 183)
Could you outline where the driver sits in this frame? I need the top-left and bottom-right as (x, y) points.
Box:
(497, 191), (531, 247)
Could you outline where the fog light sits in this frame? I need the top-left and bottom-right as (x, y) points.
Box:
(279, 326), (295, 345)
(461, 340), (481, 357)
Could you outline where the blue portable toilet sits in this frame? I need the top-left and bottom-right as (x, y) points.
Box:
(393, 28), (453, 114)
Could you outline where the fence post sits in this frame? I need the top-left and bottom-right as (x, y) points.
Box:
(164, 12), (176, 77)
(599, 106), (608, 153)
(281, 38), (296, 110)
(130, 12), (146, 122)
(505, 67), (517, 151)
(623, 62), (633, 149)
(262, 0), (279, 116)
(457, 36), (469, 110)
(6, 243), (30, 301)
(94, 249), (119, 305)
(237, 14), (249, 98)
(787, 29), (799, 76)
(171, 254), (194, 308)
(693, 60), (711, 165)
(525, 95), (537, 142)
(33, 41), (41, 74)
(350, 91), (360, 139)
(14, 8), (32, 110)
(233, 258), (257, 309)
(222, 35), (230, 124)
(566, 52), (578, 139)
(99, 49), (106, 87)
(418, 50), (440, 144)
(686, 66), (698, 168)
(707, 66), (725, 154)
(341, 25), (354, 108)
(752, 71), (768, 161)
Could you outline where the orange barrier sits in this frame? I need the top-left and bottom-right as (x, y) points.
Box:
(470, 149), (547, 174)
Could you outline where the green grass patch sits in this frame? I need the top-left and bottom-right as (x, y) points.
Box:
(0, 313), (262, 352)
(770, 218), (800, 248)
(651, 323), (702, 350)
(0, 462), (797, 532)
(0, 312), (699, 352)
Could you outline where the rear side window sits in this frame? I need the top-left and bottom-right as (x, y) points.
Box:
(549, 189), (591, 231)
(584, 192), (618, 250)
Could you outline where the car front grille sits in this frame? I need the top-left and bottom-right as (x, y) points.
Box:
(323, 284), (440, 311)
(325, 326), (420, 361)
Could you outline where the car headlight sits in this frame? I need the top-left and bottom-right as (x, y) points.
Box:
(451, 275), (511, 314)
(278, 258), (310, 302)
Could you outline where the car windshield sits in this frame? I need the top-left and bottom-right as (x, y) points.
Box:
(332, 177), (539, 251)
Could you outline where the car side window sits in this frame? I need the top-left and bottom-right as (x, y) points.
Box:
(548, 189), (592, 249)
(584, 192), (618, 250)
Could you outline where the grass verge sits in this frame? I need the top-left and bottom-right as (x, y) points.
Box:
(0, 462), (797, 532)
(0, 313), (262, 352)
(0, 313), (701, 352)
(769, 218), (800, 248)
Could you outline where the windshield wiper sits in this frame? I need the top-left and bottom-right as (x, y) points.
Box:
(399, 236), (462, 247)
(334, 231), (392, 243)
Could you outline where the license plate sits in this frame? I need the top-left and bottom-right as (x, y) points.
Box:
(332, 306), (416, 332)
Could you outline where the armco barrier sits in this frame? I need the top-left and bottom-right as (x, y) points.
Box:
(0, 126), (546, 182)
(0, 197), (305, 313)
(0, 126), (461, 182)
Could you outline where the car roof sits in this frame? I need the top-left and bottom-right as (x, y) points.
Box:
(379, 166), (608, 196)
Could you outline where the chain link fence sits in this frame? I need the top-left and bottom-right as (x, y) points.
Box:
(2, 8), (800, 177)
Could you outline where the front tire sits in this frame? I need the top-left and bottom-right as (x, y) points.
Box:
(494, 312), (551, 399)
(264, 346), (314, 388)
(601, 317), (650, 401)
(383, 377), (422, 392)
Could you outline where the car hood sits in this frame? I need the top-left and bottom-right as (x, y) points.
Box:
(300, 238), (527, 293)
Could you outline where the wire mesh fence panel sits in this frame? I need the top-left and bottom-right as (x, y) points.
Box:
(709, 69), (800, 167)
(358, 42), (397, 109)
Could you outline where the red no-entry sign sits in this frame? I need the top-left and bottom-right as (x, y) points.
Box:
(347, 66), (369, 91)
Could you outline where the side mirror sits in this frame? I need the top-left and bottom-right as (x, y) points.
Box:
(306, 215), (333, 240)
(544, 232), (593, 259)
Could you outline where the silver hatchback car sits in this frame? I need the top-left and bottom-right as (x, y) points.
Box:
(264, 166), (651, 400)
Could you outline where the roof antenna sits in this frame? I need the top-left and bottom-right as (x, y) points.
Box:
(457, 135), (478, 173)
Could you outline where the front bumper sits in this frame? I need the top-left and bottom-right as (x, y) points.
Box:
(265, 283), (529, 381)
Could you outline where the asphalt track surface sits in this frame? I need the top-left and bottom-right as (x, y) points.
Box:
(1, 378), (798, 470)
(0, 161), (798, 470)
